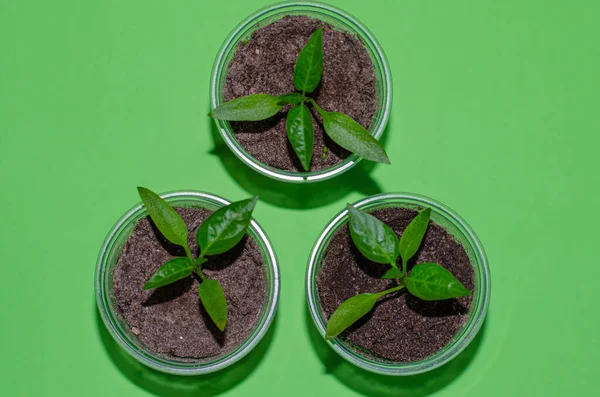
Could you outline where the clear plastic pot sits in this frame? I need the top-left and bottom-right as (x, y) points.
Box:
(210, 1), (392, 183)
(95, 191), (280, 375)
(306, 193), (490, 375)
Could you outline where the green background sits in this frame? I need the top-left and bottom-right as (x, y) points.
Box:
(1, 0), (599, 395)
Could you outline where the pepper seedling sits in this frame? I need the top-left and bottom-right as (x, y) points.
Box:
(325, 206), (471, 339)
(137, 187), (258, 332)
(209, 28), (390, 171)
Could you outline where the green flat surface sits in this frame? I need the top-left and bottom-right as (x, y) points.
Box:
(1, 0), (599, 395)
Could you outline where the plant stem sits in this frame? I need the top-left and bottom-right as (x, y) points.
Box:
(184, 245), (194, 265)
(377, 283), (405, 298)
(184, 245), (207, 280)
(194, 253), (207, 280)
(306, 97), (325, 116)
(401, 258), (407, 277)
(196, 269), (206, 280)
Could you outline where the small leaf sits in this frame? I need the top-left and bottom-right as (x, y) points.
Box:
(143, 257), (195, 290)
(277, 92), (303, 105)
(195, 257), (207, 267)
(406, 262), (471, 300)
(197, 196), (258, 256)
(325, 293), (379, 339)
(209, 94), (282, 121)
(294, 28), (323, 93)
(347, 204), (399, 265)
(382, 267), (403, 279)
(198, 279), (228, 331)
(321, 112), (390, 164)
(286, 103), (314, 171)
(399, 208), (431, 263)
(137, 187), (188, 248)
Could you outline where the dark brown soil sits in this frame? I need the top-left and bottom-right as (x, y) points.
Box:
(317, 207), (475, 362)
(113, 207), (266, 360)
(224, 15), (377, 172)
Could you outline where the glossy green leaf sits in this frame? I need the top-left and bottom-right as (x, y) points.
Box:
(198, 279), (228, 331)
(137, 187), (188, 247)
(209, 94), (282, 121)
(321, 111), (390, 164)
(325, 293), (379, 339)
(406, 262), (471, 300)
(381, 266), (403, 279)
(196, 196), (258, 256)
(143, 257), (195, 290)
(293, 28), (323, 93)
(325, 285), (404, 339)
(399, 208), (431, 263)
(277, 92), (303, 105)
(347, 204), (399, 265)
(286, 103), (314, 171)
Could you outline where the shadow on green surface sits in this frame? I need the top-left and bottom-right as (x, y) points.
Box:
(96, 307), (277, 397)
(304, 305), (487, 397)
(208, 119), (387, 209)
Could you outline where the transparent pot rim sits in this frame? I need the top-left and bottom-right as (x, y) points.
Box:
(209, 1), (392, 183)
(306, 192), (491, 375)
(95, 190), (280, 375)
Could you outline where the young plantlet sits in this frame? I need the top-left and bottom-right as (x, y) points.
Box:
(325, 206), (471, 340)
(210, 28), (390, 171)
(137, 187), (258, 332)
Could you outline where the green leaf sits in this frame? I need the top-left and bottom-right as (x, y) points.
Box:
(198, 279), (228, 331)
(137, 187), (188, 248)
(286, 103), (314, 171)
(277, 92), (303, 105)
(406, 262), (471, 300)
(197, 196), (258, 256)
(195, 257), (207, 267)
(347, 204), (399, 265)
(294, 28), (323, 93)
(321, 111), (390, 164)
(143, 257), (195, 290)
(325, 284), (403, 339)
(399, 208), (431, 263)
(382, 267), (403, 279)
(209, 94), (282, 121)
(325, 292), (380, 339)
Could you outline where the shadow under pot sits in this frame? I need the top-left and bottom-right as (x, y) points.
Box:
(95, 191), (279, 375)
(306, 193), (490, 375)
(210, 1), (392, 183)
